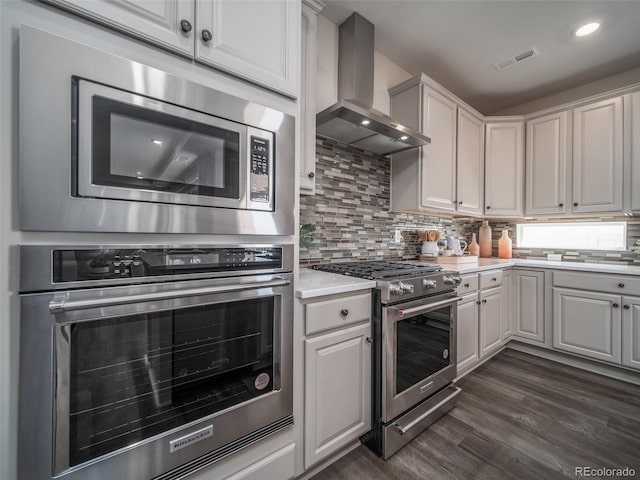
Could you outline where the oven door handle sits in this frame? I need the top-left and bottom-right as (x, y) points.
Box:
(392, 296), (461, 318)
(49, 278), (290, 314)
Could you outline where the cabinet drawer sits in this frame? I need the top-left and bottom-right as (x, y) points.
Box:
(305, 293), (371, 335)
(479, 270), (503, 290)
(553, 271), (640, 296)
(457, 274), (479, 294)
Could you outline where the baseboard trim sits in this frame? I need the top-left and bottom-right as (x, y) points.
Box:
(507, 342), (640, 386)
(295, 441), (361, 480)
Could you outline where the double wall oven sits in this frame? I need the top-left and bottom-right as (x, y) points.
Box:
(312, 262), (462, 459)
(19, 245), (293, 480)
(19, 26), (294, 235)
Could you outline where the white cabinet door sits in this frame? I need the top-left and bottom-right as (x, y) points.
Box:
(512, 270), (545, 343)
(632, 93), (640, 212)
(484, 122), (524, 216)
(572, 97), (623, 213)
(622, 296), (640, 371)
(196, 0), (299, 97)
(45, 0), (195, 55)
(299, 1), (323, 194)
(456, 292), (479, 373)
(420, 87), (457, 212)
(480, 287), (503, 356)
(553, 288), (621, 363)
(501, 270), (512, 342)
(526, 112), (569, 215)
(304, 323), (371, 469)
(456, 108), (484, 215)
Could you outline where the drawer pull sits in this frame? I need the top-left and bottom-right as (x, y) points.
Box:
(573, 202), (579, 207)
(340, 309), (349, 317)
(482, 299), (487, 304)
(476, 301), (481, 305)
(618, 283), (625, 288)
(365, 336), (373, 344)
(464, 283), (470, 288)
(558, 203), (564, 207)
(623, 305), (630, 310)
(613, 303), (619, 308)
(492, 277), (497, 281)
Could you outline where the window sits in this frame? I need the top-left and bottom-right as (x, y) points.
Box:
(516, 222), (627, 251)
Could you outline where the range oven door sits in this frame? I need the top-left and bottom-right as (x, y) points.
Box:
(76, 80), (274, 212)
(19, 273), (292, 480)
(381, 293), (459, 422)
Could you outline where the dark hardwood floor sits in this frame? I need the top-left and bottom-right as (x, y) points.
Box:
(311, 349), (640, 479)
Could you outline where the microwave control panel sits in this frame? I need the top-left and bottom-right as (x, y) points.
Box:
(250, 136), (270, 203)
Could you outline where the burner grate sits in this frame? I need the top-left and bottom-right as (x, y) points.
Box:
(311, 261), (442, 280)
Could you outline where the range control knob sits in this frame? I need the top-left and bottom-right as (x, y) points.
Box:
(443, 275), (462, 286)
(399, 282), (414, 294)
(389, 283), (403, 296)
(422, 279), (437, 289)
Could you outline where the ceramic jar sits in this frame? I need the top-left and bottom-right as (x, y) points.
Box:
(479, 220), (492, 258)
(498, 229), (513, 259)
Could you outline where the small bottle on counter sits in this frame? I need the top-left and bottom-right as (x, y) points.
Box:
(498, 229), (512, 259)
(468, 233), (480, 256)
(479, 220), (492, 257)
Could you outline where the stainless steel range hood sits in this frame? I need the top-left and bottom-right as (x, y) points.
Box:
(316, 13), (430, 156)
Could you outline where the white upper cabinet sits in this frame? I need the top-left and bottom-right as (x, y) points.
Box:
(196, 0), (300, 98)
(526, 112), (569, 216)
(456, 108), (485, 215)
(44, 0), (196, 55)
(420, 87), (458, 212)
(631, 92), (640, 212)
(484, 121), (524, 216)
(572, 97), (623, 213)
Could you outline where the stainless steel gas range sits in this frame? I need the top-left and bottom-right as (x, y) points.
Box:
(312, 261), (462, 459)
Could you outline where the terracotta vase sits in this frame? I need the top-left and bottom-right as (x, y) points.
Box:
(498, 229), (513, 259)
(468, 233), (480, 256)
(479, 220), (492, 258)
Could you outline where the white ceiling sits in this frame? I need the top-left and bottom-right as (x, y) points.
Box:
(321, 0), (640, 114)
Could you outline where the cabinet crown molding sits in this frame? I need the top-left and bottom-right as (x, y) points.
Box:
(302, 0), (325, 14)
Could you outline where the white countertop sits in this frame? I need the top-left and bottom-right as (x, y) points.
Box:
(297, 268), (376, 299)
(297, 258), (640, 299)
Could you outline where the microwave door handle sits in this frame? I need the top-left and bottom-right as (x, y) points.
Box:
(392, 296), (461, 318)
(48, 278), (290, 314)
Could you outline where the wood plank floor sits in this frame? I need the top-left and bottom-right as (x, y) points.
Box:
(311, 349), (640, 479)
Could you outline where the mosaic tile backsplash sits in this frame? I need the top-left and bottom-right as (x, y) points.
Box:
(300, 137), (640, 266)
(299, 138), (481, 265)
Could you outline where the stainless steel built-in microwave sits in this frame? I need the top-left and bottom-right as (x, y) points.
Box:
(19, 26), (295, 235)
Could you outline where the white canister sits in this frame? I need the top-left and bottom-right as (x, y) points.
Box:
(421, 241), (439, 257)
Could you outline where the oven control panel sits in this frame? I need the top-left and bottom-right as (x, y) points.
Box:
(380, 273), (461, 303)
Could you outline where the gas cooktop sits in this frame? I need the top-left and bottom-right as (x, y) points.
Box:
(311, 261), (442, 280)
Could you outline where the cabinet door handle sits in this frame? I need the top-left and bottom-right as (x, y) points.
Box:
(476, 301), (481, 305)
(623, 305), (630, 310)
(458, 201), (463, 205)
(180, 19), (192, 33)
(365, 336), (373, 344)
(464, 283), (470, 288)
(558, 203), (564, 207)
(201, 29), (213, 42)
(573, 202), (579, 207)
(618, 283), (625, 288)
(482, 299), (487, 304)
(486, 206), (491, 210)
(613, 303), (619, 308)
(308, 172), (315, 179)
(340, 309), (349, 316)
(492, 277), (497, 281)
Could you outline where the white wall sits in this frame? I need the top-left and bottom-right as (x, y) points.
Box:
(315, 14), (411, 115)
(496, 66), (640, 115)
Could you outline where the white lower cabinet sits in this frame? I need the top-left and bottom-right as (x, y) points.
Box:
(456, 292), (480, 372)
(480, 287), (503, 356)
(622, 296), (640, 370)
(512, 270), (545, 343)
(552, 288), (621, 363)
(303, 297), (371, 469)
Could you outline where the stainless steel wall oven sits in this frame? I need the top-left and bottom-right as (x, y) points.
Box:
(19, 26), (294, 234)
(19, 244), (293, 480)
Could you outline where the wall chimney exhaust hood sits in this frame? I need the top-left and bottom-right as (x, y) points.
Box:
(316, 13), (430, 156)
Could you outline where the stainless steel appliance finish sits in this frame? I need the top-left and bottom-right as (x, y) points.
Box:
(313, 261), (462, 459)
(316, 13), (430, 155)
(19, 26), (295, 234)
(19, 244), (294, 480)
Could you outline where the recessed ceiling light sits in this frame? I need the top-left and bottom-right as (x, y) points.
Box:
(151, 139), (164, 146)
(361, 120), (371, 126)
(574, 22), (600, 37)
(399, 135), (409, 141)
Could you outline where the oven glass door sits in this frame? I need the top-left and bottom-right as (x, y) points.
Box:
(76, 80), (273, 210)
(53, 282), (285, 474)
(382, 294), (458, 422)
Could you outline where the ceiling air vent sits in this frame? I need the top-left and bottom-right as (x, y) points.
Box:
(494, 48), (538, 70)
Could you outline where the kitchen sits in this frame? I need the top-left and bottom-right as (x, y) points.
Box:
(1, 1), (640, 480)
